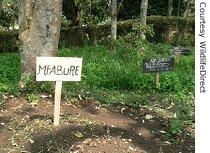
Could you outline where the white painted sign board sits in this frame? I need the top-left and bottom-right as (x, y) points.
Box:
(36, 57), (83, 126)
(36, 57), (83, 81)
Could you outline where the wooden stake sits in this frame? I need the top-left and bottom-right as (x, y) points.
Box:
(54, 80), (62, 126)
(155, 72), (160, 87)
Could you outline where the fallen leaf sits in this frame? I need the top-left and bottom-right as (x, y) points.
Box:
(74, 131), (84, 138)
(83, 138), (91, 145)
(9, 95), (14, 98)
(145, 114), (153, 120)
(128, 146), (135, 151)
(158, 130), (166, 134)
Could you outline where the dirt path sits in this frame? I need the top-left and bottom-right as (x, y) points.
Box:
(0, 96), (194, 153)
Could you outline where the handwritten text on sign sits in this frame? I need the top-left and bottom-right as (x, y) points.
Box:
(36, 57), (83, 81)
(143, 57), (174, 73)
(172, 47), (191, 56)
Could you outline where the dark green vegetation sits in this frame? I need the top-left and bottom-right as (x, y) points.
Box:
(0, 40), (195, 136)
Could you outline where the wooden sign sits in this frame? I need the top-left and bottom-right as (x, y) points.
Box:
(172, 47), (191, 56)
(143, 57), (174, 73)
(36, 57), (82, 81)
(36, 57), (83, 126)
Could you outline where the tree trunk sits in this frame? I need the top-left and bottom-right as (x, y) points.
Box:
(111, 0), (117, 42)
(0, 0), (2, 11)
(0, 0), (2, 17)
(89, 0), (96, 45)
(165, 0), (174, 43)
(183, 0), (191, 17)
(179, 0), (192, 45)
(167, 0), (173, 16)
(18, 0), (62, 76)
(76, 0), (84, 46)
(140, 0), (148, 39)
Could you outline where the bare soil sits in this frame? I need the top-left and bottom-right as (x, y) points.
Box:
(0, 95), (194, 153)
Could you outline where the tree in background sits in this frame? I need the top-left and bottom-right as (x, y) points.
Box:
(140, 0), (148, 39)
(183, 0), (194, 17)
(168, 0), (173, 16)
(111, 0), (117, 50)
(18, 0), (62, 80)
(165, 0), (174, 43)
(178, 0), (194, 45)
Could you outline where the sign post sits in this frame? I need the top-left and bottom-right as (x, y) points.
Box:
(54, 80), (62, 126)
(155, 72), (160, 87)
(36, 57), (83, 126)
(143, 57), (174, 87)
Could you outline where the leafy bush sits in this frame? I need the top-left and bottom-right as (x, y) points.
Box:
(0, 31), (19, 53)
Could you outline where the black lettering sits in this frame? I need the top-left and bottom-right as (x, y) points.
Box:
(200, 2), (206, 8)
(200, 41), (206, 49)
(200, 86), (206, 93)
(63, 68), (69, 75)
(37, 65), (47, 75)
(200, 70), (206, 76)
(200, 65), (205, 70)
(57, 65), (63, 75)
(46, 65), (51, 75)
(49, 66), (56, 75)
(69, 66), (76, 76)
(75, 66), (80, 75)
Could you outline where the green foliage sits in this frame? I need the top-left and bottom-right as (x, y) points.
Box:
(118, 0), (191, 20)
(0, 0), (18, 29)
(121, 20), (154, 45)
(0, 43), (194, 97)
(0, 31), (18, 53)
(0, 52), (20, 93)
(160, 72), (182, 92)
(27, 93), (40, 106)
(170, 117), (182, 135)
(62, 0), (109, 26)
(20, 75), (54, 94)
(59, 16), (194, 47)
(59, 43), (194, 94)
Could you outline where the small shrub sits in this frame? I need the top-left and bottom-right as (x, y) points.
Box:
(27, 93), (40, 106)
(160, 73), (182, 92)
(170, 117), (182, 135)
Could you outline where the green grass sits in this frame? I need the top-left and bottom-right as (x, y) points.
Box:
(0, 43), (195, 106)
(58, 43), (194, 94)
(0, 52), (20, 93)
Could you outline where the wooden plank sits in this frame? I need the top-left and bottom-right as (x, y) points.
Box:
(36, 57), (83, 81)
(54, 80), (62, 126)
(143, 57), (175, 73)
(155, 72), (160, 87)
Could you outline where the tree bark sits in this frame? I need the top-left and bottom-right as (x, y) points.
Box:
(18, 0), (62, 76)
(167, 0), (173, 16)
(183, 0), (191, 18)
(140, 0), (148, 39)
(165, 0), (174, 43)
(0, 0), (2, 11)
(179, 0), (192, 45)
(111, 0), (117, 41)
(89, 0), (96, 45)
(0, 0), (3, 18)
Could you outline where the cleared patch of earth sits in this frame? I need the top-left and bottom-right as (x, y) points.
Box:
(0, 95), (194, 153)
